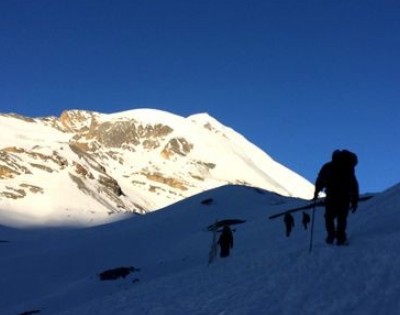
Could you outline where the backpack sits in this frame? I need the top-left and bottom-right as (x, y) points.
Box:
(332, 149), (357, 174)
(317, 149), (358, 199)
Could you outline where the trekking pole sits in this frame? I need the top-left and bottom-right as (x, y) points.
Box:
(208, 219), (218, 266)
(308, 201), (316, 254)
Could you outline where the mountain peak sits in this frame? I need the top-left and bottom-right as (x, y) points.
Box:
(0, 108), (314, 227)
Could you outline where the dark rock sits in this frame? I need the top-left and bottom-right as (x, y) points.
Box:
(201, 198), (214, 205)
(99, 266), (139, 281)
(18, 310), (41, 315)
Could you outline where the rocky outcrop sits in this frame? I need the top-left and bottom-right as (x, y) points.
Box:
(0, 165), (18, 178)
(98, 175), (124, 196)
(161, 137), (193, 159)
(79, 120), (174, 149)
(0, 151), (31, 178)
(60, 110), (95, 132)
(145, 172), (188, 191)
(1, 186), (26, 199)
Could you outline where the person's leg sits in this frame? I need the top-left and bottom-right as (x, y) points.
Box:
(336, 201), (350, 245)
(324, 203), (336, 244)
(220, 244), (229, 257)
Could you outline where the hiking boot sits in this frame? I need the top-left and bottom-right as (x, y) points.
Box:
(325, 236), (334, 244)
(336, 233), (347, 246)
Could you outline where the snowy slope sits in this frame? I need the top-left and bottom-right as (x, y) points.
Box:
(0, 183), (399, 315)
(0, 109), (314, 227)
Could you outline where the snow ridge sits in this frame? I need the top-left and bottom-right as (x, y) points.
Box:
(0, 183), (398, 314)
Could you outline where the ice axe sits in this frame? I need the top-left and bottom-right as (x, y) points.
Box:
(309, 201), (316, 254)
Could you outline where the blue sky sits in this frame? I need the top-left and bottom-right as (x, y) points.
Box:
(1, 0), (399, 193)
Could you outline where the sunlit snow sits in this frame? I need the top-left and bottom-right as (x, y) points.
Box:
(0, 109), (314, 227)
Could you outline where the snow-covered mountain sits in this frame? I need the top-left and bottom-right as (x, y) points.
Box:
(0, 183), (398, 315)
(0, 108), (314, 227)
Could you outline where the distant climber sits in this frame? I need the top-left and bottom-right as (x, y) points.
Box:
(314, 149), (359, 245)
(218, 225), (233, 257)
(284, 213), (295, 237)
(302, 212), (311, 230)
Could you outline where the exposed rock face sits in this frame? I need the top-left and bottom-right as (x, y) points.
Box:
(60, 110), (95, 132)
(145, 172), (188, 191)
(83, 120), (174, 148)
(161, 138), (193, 159)
(0, 151), (31, 178)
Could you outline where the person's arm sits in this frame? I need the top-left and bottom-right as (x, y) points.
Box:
(314, 163), (329, 199)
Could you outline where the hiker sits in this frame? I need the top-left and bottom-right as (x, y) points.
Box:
(314, 149), (359, 245)
(302, 212), (311, 230)
(284, 213), (295, 237)
(218, 225), (233, 257)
